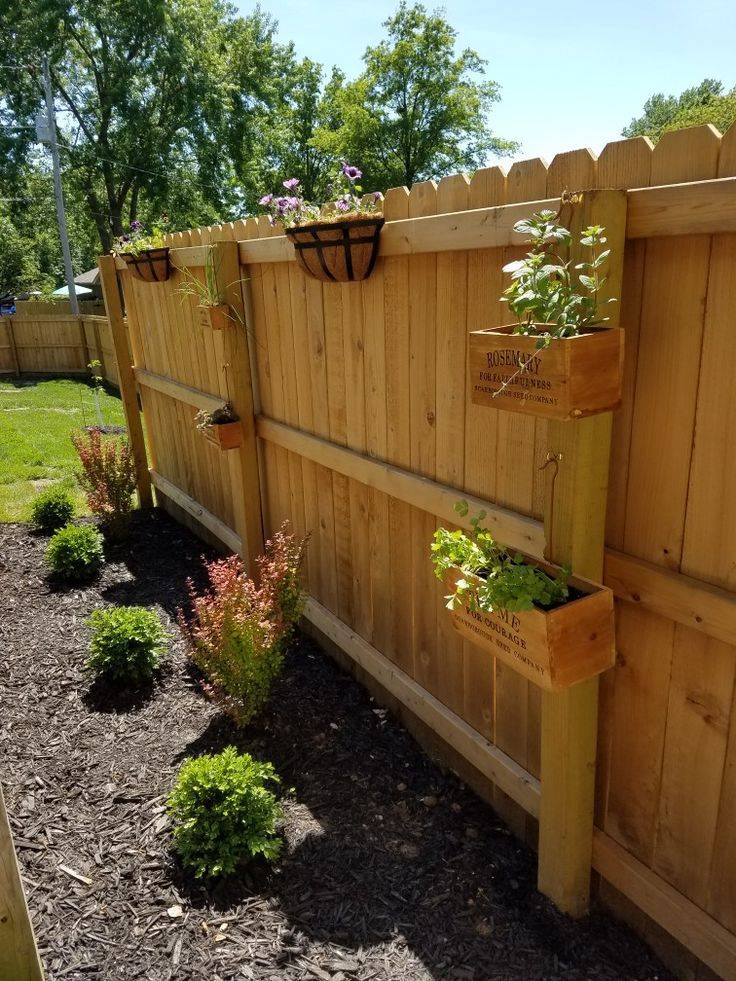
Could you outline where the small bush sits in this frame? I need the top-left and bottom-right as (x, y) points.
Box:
(30, 486), (75, 533)
(45, 524), (104, 581)
(86, 605), (167, 683)
(168, 747), (282, 878)
(180, 524), (306, 727)
(71, 428), (136, 528)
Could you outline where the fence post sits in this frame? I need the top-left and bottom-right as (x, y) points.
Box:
(7, 318), (20, 376)
(0, 784), (45, 980)
(98, 254), (153, 509)
(537, 189), (627, 917)
(212, 239), (264, 577)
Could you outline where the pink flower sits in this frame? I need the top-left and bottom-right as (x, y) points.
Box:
(283, 178), (300, 190)
(259, 194), (273, 206)
(342, 164), (362, 181)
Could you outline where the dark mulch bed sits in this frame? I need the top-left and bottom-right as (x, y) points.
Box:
(1, 512), (670, 981)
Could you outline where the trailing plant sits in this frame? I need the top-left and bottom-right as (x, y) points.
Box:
(110, 217), (170, 256)
(260, 163), (383, 228)
(71, 428), (137, 528)
(45, 523), (104, 581)
(30, 485), (75, 534)
(431, 501), (569, 613)
(180, 524), (306, 726)
(194, 403), (239, 432)
(168, 747), (282, 879)
(502, 208), (616, 349)
(86, 605), (168, 684)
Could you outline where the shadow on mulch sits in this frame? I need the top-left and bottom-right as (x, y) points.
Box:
(82, 671), (162, 715)
(2, 511), (672, 981)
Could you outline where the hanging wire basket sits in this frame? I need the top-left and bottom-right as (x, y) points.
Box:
(121, 247), (171, 283)
(285, 215), (384, 282)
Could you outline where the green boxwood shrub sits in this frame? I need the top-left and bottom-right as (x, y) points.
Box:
(45, 524), (104, 581)
(168, 747), (282, 879)
(30, 486), (75, 533)
(86, 605), (167, 683)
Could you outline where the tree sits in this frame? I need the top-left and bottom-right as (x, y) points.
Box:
(0, 215), (41, 297)
(0, 0), (292, 251)
(623, 79), (736, 142)
(313, 2), (517, 191)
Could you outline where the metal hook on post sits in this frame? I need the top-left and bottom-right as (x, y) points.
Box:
(538, 451), (563, 555)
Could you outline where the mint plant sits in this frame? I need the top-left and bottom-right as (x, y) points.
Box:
(502, 210), (616, 348)
(431, 502), (569, 613)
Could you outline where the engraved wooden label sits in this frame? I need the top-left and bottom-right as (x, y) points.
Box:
(197, 304), (231, 331)
(468, 325), (624, 421)
(444, 567), (616, 691)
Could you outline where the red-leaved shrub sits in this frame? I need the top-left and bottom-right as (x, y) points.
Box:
(72, 428), (136, 528)
(181, 524), (306, 726)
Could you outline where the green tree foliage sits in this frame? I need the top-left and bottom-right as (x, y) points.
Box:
(313, 2), (517, 191)
(0, 0), (293, 251)
(623, 79), (736, 142)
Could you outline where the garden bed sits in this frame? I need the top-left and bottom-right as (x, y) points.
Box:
(0, 512), (669, 980)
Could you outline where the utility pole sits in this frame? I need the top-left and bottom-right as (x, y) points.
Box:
(39, 56), (78, 315)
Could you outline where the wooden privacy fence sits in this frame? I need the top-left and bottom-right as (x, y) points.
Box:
(0, 313), (119, 385)
(100, 123), (736, 977)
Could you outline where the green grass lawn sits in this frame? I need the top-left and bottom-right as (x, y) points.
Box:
(0, 378), (126, 522)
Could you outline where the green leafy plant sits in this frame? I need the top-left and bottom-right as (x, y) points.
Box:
(180, 524), (306, 726)
(45, 523), (104, 581)
(86, 605), (168, 683)
(194, 403), (239, 432)
(168, 747), (282, 878)
(502, 209), (616, 349)
(431, 501), (569, 613)
(110, 217), (170, 256)
(30, 485), (75, 533)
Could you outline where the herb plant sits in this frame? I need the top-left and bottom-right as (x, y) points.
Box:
(168, 747), (282, 879)
(502, 209), (616, 348)
(111, 216), (170, 256)
(194, 403), (239, 432)
(431, 502), (569, 613)
(260, 163), (383, 228)
(30, 485), (75, 533)
(86, 605), (168, 683)
(71, 428), (137, 531)
(45, 523), (104, 581)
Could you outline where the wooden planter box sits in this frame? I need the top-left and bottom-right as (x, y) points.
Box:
(197, 304), (231, 330)
(120, 247), (171, 283)
(286, 216), (384, 282)
(468, 325), (624, 421)
(444, 565), (615, 691)
(203, 420), (242, 451)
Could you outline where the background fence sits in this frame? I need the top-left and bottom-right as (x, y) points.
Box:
(100, 123), (736, 979)
(0, 312), (118, 385)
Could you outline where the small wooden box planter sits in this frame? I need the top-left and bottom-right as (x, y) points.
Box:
(468, 325), (624, 421)
(443, 565), (615, 691)
(120, 247), (171, 283)
(203, 420), (242, 451)
(286, 215), (384, 283)
(197, 304), (231, 330)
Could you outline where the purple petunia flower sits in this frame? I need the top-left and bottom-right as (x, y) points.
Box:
(373, 191), (384, 201)
(259, 194), (273, 206)
(342, 164), (362, 181)
(130, 219), (143, 231)
(283, 177), (300, 190)
(335, 197), (351, 212)
(286, 196), (300, 209)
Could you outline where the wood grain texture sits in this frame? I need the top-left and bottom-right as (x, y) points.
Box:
(0, 785), (45, 980)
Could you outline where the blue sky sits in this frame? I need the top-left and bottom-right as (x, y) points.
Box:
(237, 0), (735, 163)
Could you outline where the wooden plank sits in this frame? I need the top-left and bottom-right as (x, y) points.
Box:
(212, 239), (265, 575)
(0, 784), (45, 981)
(604, 549), (736, 648)
(383, 185), (414, 676)
(592, 829), (736, 981)
(98, 254), (153, 508)
(537, 186), (626, 919)
(304, 596), (542, 817)
(435, 172), (470, 718)
(256, 416), (545, 557)
(134, 367), (223, 413)
(627, 174), (736, 238)
(150, 470), (241, 553)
